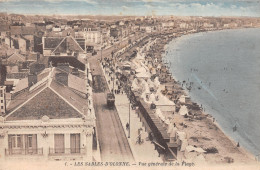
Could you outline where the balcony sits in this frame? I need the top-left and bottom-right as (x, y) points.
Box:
(5, 148), (43, 156)
(48, 148), (86, 156)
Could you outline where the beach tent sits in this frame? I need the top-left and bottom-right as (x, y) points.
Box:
(173, 131), (188, 152)
(136, 53), (145, 60)
(169, 126), (178, 143)
(186, 145), (198, 152)
(184, 149), (198, 160)
(185, 145), (206, 153)
(135, 67), (147, 73)
(142, 93), (156, 104)
(176, 131), (187, 141)
(141, 92), (150, 104)
(142, 80), (150, 94)
(194, 148), (206, 153)
(132, 81), (139, 91)
(136, 72), (151, 78)
(169, 127), (177, 138)
(141, 81), (152, 103)
(179, 105), (188, 116)
(147, 78), (156, 89)
(131, 78), (139, 91)
(185, 146), (206, 159)
(154, 77), (161, 88)
(167, 123), (174, 134)
(149, 93), (156, 103)
(150, 67), (157, 75)
(122, 61), (132, 66)
(165, 119), (171, 125)
(156, 108), (166, 122)
(180, 139), (189, 152)
(179, 95), (186, 103)
(154, 90), (175, 112)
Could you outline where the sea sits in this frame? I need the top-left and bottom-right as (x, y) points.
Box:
(164, 28), (260, 156)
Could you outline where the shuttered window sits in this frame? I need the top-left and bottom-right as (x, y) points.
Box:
(70, 134), (80, 153)
(54, 134), (65, 153)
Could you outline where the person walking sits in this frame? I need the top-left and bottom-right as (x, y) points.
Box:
(149, 132), (153, 143)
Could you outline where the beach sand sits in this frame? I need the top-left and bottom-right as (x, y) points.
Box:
(104, 31), (259, 166)
(138, 33), (258, 165)
(155, 34), (258, 166)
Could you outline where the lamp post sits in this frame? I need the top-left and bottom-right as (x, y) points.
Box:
(112, 51), (115, 92)
(100, 29), (103, 62)
(128, 100), (130, 138)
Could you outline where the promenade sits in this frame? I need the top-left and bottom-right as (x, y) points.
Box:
(88, 56), (134, 162)
(101, 62), (162, 162)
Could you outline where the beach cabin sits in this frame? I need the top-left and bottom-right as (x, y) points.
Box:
(154, 91), (176, 112)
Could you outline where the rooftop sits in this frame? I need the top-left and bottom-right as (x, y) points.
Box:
(6, 87), (82, 121)
(5, 66), (88, 121)
(51, 36), (85, 54)
(44, 37), (63, 49)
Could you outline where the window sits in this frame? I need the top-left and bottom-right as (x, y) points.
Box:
(11, 136), (16, 148)
(17, 135), (21, 147)
(8, 134), (38, 155)
(1, 106), (3, 109)
(54, 134), (64, 153)
(9, 135), (22, 148)
(70, 134), (80, 153)
(1, 100), (3, 103)
(0, 94), (2, 97)
(28, 135), (32, 148)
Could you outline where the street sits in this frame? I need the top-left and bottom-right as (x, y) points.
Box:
(88, 56), (134, 162)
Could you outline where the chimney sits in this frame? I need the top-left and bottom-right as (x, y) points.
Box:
(0, 86), (6, 115)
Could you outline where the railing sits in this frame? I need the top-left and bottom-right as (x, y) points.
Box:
(48, 148), (86, 156)
(5, 148), (43, 156)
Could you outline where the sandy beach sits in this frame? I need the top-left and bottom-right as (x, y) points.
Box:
(104, 30), (259, 166)
(150, 33), (257, 165)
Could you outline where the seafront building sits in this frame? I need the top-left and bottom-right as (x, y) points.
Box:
(0, 63), (97, 161)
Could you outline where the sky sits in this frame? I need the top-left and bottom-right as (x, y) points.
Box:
(0, 0), (260, 17)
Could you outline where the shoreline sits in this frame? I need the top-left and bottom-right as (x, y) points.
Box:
(101, 28), (259, 165)
(158, 28), (258, 164)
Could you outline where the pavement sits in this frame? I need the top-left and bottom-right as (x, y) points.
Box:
(86, 33), (153, 162)
(88, 56), (134, 162)
(101, 63), (163, 162)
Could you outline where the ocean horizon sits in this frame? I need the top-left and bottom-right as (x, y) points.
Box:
(165, 28), (260, 156)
